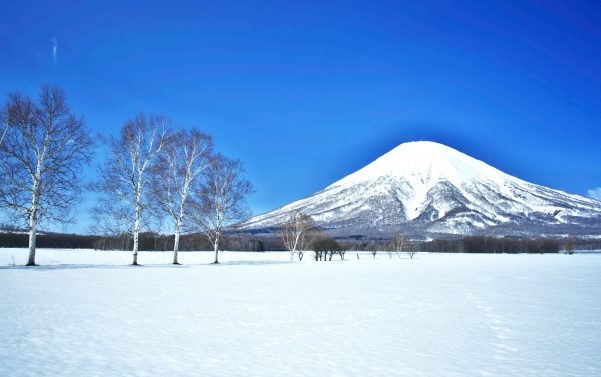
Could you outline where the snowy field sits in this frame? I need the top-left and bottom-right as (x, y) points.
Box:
(1, 249), (600, 377)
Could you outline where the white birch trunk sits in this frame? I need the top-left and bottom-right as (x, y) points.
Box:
(132, 201), (141, 265)
(213, 236), (220, 264)
(173, 177), (190, 264)
(131, 160), (144, 265)
(290, 232), (301, 261)
(27, 211), (38, 266)
(27, 157), (43, 266)
(173, 220), (182, 264)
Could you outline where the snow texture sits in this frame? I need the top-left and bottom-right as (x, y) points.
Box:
(1, 248), (600, 376)
(242, 141), (601, 236)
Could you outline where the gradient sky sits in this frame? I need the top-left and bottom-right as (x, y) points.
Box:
(1, 0), (601, 232)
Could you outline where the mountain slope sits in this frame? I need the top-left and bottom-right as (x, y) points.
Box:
(243, 141), (601, 237)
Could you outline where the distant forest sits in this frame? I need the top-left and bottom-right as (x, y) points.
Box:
(0, 229), (266, 252)
(1, 227), (599, 254)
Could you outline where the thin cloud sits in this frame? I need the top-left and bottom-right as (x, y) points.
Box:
(51, 37), (58, 63)
(587, 187), (601, 201)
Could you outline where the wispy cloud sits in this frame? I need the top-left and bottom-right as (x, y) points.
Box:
(587, 187), (601, 201)
(51, 37), (58, 63)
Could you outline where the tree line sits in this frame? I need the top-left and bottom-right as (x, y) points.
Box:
(0, 229), (267, 252)
(276, 211), (571, 260)
(0, 85), (253, 266)
(349, 236), (563, 254)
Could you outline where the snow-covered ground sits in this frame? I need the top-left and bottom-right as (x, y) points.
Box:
(1, 249), (600, 377)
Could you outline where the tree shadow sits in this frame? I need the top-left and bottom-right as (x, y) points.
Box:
(0, 260), (297, 270)
(0, 263), (193, 271)
(210, 260), (295, 266)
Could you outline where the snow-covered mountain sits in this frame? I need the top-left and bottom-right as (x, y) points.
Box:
(242, 141), (601, 238)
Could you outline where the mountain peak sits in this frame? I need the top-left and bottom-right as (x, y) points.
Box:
(331, 141), (510, 189)
(243, 141), (601, 238)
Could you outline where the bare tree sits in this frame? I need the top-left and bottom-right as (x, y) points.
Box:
(92, 113), (170, 265)
(392, 230), (406, 258)
(280, 211), (317, 261)
(152, 129), (213, 264)
(191, 155), (253, 264)
(0, 86), (93, 265)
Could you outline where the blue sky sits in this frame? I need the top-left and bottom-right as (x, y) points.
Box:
(1, 0), (601, 232)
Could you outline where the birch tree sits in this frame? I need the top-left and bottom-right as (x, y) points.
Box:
(152, 129), (213, 264)
(391, 230), (405, 258)
(281, 211), (316, 261)
(92, 113), (170, 265)
(0, 86), (93, 265)
(191, 155), (253, 264)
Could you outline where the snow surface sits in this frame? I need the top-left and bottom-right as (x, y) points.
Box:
(1, 249), (601, 376)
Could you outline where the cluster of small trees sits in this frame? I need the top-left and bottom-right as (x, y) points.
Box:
(313, 237), (345, 261)
(0, 86), (253, 266)
(279, 211), (339, 261)
(279, 212), (413, 261)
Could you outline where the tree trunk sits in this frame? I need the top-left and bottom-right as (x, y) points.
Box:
(132, 230), (139, 265)
(213, 237), (219, 264)
(173, 228), (181, 264)
(174, 181), (188, 264)
(132, 199), (141, 265)
(26, 175), (41, 266)
(132, 220), (140, 265)
(26, 215), (37, 266)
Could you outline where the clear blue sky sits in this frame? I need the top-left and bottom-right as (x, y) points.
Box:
(1, 0), (601, 232)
